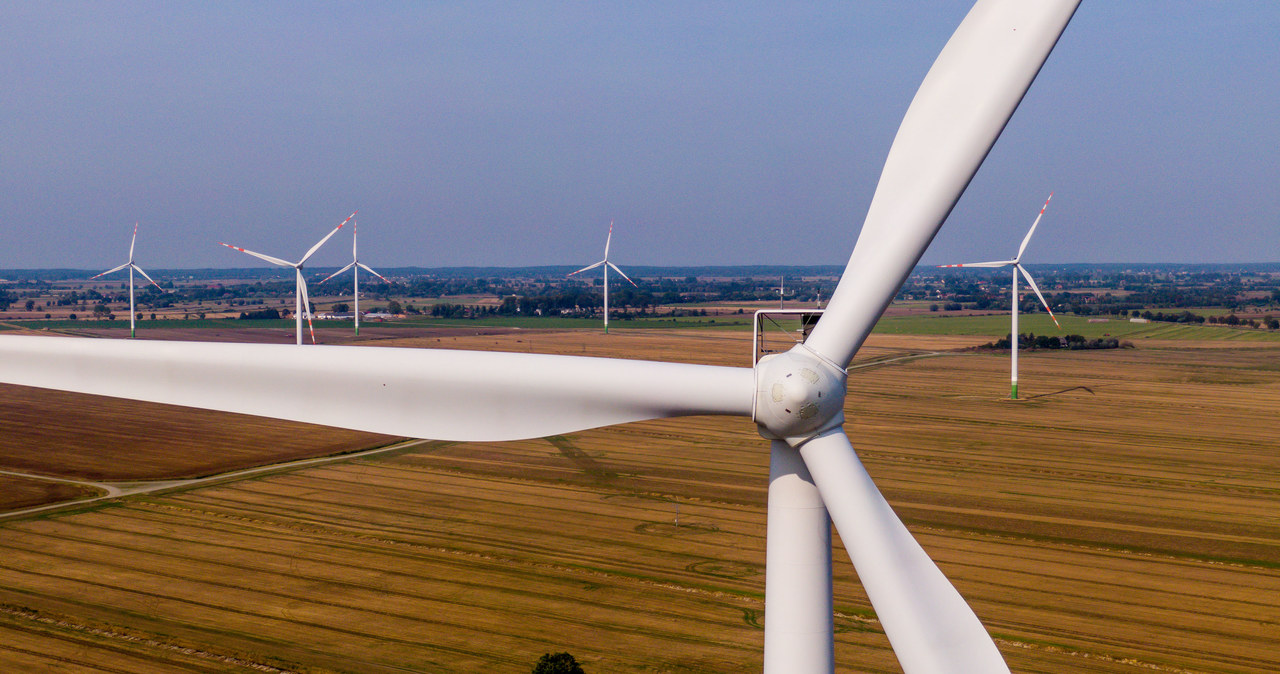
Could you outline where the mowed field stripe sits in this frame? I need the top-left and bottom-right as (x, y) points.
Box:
(0, 519), (757, 671)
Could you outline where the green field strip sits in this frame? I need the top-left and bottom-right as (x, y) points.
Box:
(871, 313), (1280, 341)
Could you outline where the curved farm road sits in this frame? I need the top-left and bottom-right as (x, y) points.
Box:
(0, 438), (433, 521)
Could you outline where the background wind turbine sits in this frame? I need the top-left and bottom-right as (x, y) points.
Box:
(567, 220), (637, 333)
(318, 215), (389, 336)
(91, 222), (161, 339)
(939, 193), (1060, 399)
(776, 276), (794, 309)
(220, 212), (354, 345)
(0, 2), (1080, 671)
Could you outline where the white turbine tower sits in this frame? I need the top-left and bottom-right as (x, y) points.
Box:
(568, 220), (637, 333)
(91, 222), (162, 339)
(0, 3), (1080, 671)
(939, 193), (1060, 399)
(220, 212), (354, 345)
(776, 276), (794, 309)
(318, 215), (389, 336)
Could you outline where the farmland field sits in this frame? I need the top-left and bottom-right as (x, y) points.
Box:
(0, 386), (396, 486)
(0, 327), (1277, 672)
(873, 312), (1280, 342)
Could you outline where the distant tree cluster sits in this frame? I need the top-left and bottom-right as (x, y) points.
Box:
(238, 308), (282, 320)
(532, 652), (584, 674)
(983, 333), (1127, 351)
(1207, 314), (1279, 330)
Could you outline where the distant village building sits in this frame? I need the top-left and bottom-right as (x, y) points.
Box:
(315, 312), (403, 320)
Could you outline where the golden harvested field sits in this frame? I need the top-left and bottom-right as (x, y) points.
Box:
(0, 475), (99, 510)
(0, 329), (1278, 672)
(0, 386), (397, 486)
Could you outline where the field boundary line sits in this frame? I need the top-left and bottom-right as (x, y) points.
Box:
(0, 438), (436, 522)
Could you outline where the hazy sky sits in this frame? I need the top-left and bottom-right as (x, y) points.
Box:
(2, 2), (1277, 270)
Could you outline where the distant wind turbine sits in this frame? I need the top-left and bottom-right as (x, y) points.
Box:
(220, 212), (354, 345)
(92, 222), (162, 339)
(776, 277), (794, 309)
(568, 220), (637, 333)
(318, 215), (389, 336)
(939, 193), (1060, 399)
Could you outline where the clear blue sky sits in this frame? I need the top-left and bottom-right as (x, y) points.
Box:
(1, 2), (1276, 270)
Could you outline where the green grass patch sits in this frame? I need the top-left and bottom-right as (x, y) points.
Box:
(872, 313), (1280, 341)
(14, 319), (294, 330)
(399, 314), (755, 330)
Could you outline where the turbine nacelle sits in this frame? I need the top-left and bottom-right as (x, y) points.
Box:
(755, 346), (847, 441)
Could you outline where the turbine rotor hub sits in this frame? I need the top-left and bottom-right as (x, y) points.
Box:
(755, 345), (847, 441)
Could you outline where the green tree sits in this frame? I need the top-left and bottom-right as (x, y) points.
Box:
(532, 652), (584, 674)
(387, 299), (403, 314)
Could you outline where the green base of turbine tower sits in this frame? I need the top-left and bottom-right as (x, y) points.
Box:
(1010, 382), (1018, 400)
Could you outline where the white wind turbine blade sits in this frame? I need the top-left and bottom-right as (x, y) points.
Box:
(1014, 192), (1053, 262)
(357, 262), (390, 284)
(606, 261), (638, 287)
(936, 260), (1015, 268)
(132, 264), (162, 290)
(300, 211), (356, 265)
(128, 222), (138, 262)
(798, 430), (1007, 672)
(567, 260), (605, 277)
(298, 271), (317, 344)
(0, 335), (752, 441)
(219, 242), (295, 268)
(776, 2), (1079, 670)
(319, 261), (356, 285)
(603, 219), (613, 259)
(1017, 264), (1060, 328)
(805, 0), (1079, 371)
(90, 262), (131, 279)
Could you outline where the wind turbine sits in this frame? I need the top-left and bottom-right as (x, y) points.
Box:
(568, 220), (637, 333)
(220, 212), (354, 345)
(318, 215), (389, 336)
(0, 2), (1080, 671)
(939, 193), (1060, 399)
(91, 222), (162, 339)
(776, 276), (794, 309)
